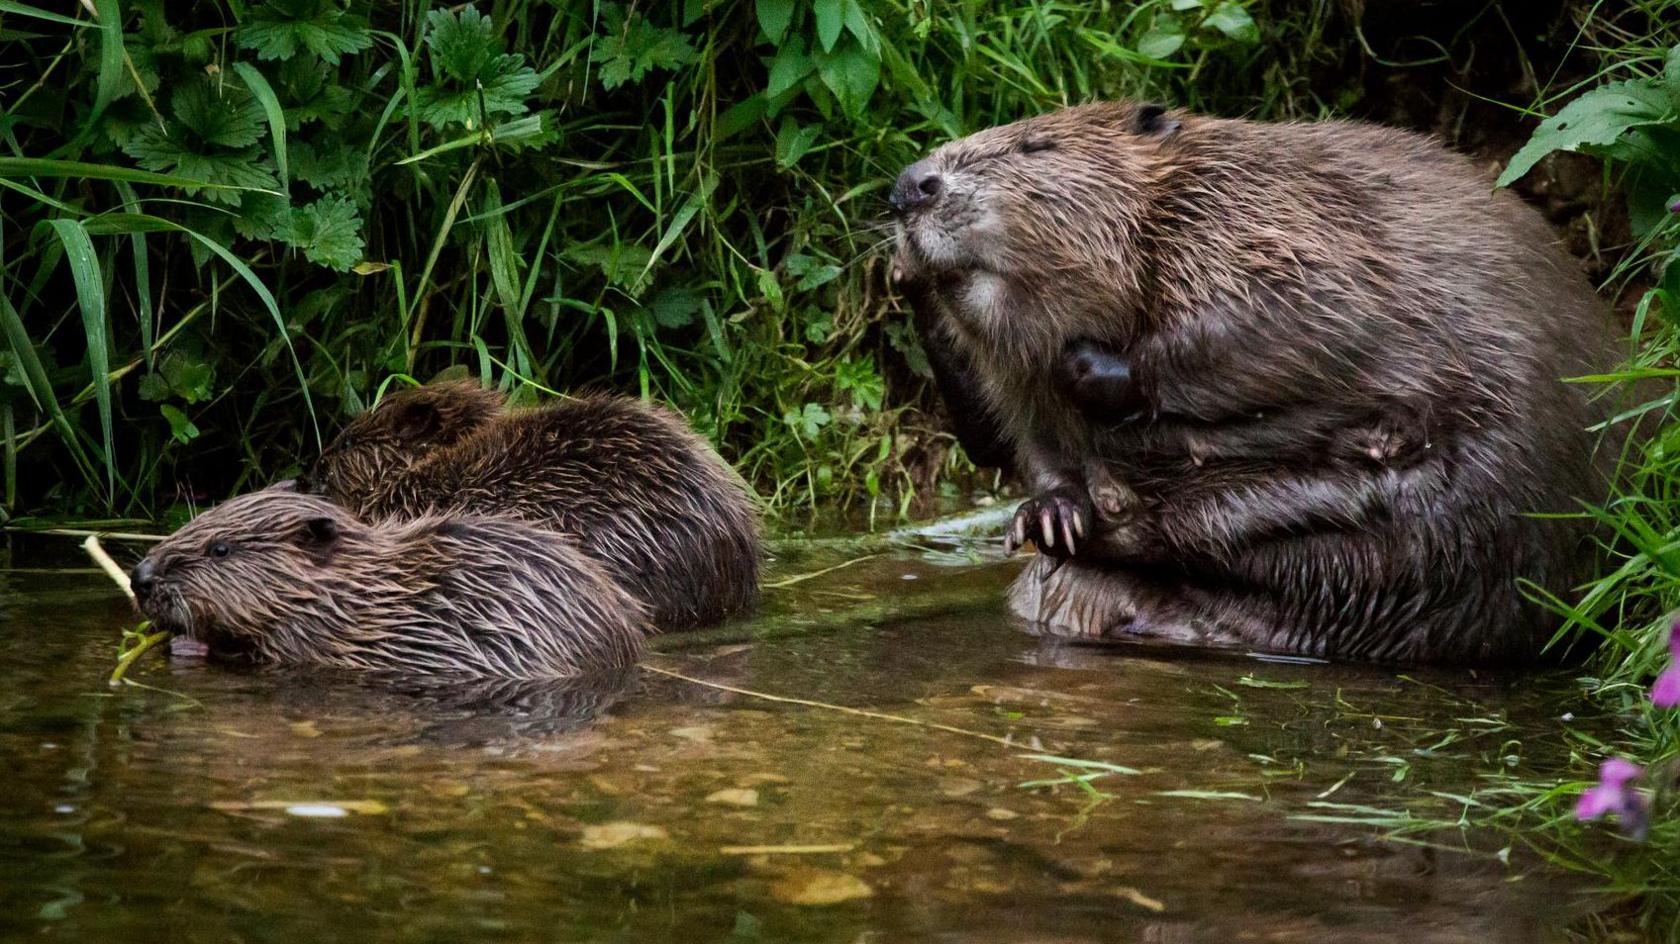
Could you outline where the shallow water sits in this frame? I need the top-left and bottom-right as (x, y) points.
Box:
(0, 527), (1631, 941)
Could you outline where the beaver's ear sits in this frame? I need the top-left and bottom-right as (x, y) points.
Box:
(298, 516), (340, 549)
(1134, 103), (1180, 138)
(390, 400), (440, 441)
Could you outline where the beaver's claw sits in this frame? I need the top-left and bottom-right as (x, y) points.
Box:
(1004, 487), (1091, 559)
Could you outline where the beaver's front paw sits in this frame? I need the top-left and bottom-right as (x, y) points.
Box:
(1005, 486), (1093, 558)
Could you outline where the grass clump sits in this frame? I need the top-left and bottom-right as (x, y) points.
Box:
(0, 0), (1359, 524)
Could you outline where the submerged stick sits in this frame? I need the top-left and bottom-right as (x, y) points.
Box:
(641, 663), (1019, 749)
(761, 553), (882, 590)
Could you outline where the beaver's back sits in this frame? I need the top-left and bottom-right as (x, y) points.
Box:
(408, 396), (762, 632)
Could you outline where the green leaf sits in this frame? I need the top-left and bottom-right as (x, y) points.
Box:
(1497, 79), (1677, 187)
(841, 0), (877, 56)
(44, 220), (114, 500)
(426, 4), (502, 82)
(238, 0), (373, 64)
(785, 252), (841, 291)
(784, 402), (832, 440)
(290, 138), (368, 191)
(275, 56), (354, 130)
(158, 404), (200, 444)
(884, 320), (931, 378)
(1137, 16), (1186, 59)
(591, 4), (698, 90)
(232, 191), (293, 240)
(646, 286), (703, 329)
(123, 126), (279, 205)
(234, 63), (288, 187)
(171, 78), (266, 148)
(814, 0), (843, 52)
(756, 0), (794, 44)
(767, 35), (813, 99)
(775, 117), (823, 167)
(718, 94), (767, 142)
(288, 196), (364, 271)
(413, 63), (539, 129)
(835, 355), (883, 411)
(563, 243), (656, 295)
(138, 352), (215, 404)
(814, 40), (879, 121)
(1204, 2), (1258, 43)
(416, 9), (539, 129)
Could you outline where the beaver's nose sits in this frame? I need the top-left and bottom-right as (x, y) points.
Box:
(130, 559), (157, 599)
(890, 159), (943, 213)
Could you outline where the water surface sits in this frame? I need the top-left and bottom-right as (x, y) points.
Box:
(0, 529), (1625, 941)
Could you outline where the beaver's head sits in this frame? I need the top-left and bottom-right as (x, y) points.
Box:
(309, 381), (504, 509)
(131, 490), (365, 659)
(890, 101), (1183, 356)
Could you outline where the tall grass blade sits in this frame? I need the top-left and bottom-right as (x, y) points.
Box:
(90, 0), (123, 118)
(233, 62), (288, 188)
(0, 289), (98, 488)
(43, 219), (114, 502)
(0, 1), (92, 28)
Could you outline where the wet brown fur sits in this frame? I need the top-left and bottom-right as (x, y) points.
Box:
(894, 100), (1631, 664)
(132, 490), (647, 678)
(312, 382), (762, 632)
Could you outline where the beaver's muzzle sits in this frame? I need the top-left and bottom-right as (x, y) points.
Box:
(889, 158), (943, 214)
(130, 558), (158, 602)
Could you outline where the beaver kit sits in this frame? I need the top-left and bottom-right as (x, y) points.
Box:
(310, 382), (762, 633)
(892, 99), (1632, 664)
(131, 490), (647, 678)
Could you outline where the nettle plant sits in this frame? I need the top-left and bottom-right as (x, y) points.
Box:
(110, 1), (557, 273)
(6, 0), (1301, 517)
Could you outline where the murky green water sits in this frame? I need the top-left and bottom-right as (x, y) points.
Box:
(0, 527), (1630, 941)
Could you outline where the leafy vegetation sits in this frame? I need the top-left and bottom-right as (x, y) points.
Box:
(0, 0), (1379, 524)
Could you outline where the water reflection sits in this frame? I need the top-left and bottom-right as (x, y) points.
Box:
(0, 536), (1625, 941)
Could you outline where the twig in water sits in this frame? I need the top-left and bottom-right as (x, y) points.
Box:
(763, 553), (882, 590)
(82, 535), (135, 601)
(641, 663), (1018, 749)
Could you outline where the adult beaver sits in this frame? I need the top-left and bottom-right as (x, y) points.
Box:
(130, 489), (647, 678)
(309, 382), (761, 632)
(891, 100), (1629, 664)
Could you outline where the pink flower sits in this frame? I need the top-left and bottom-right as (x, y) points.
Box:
(1653, 668), (1680, 707)
(1652, 620), (1680, 708)
(1576, 758), (1649, 838)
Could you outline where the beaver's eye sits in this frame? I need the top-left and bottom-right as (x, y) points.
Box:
(208, 541), (231, 559)
(1020, 137), (1056, 154)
